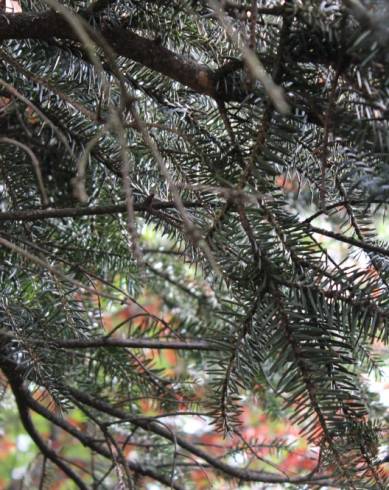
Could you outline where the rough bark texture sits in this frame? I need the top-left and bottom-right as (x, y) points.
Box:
(0, 12), (216, 97)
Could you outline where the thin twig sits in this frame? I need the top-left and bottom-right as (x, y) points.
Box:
(0, 236), (126, 303)
(0, 137), (49, 207)
(209, 0), (289, 113)
(306, 224), (389, 258)
(67, 385), (332, 485)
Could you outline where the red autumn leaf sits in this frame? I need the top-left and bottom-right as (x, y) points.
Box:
(0, 438), (15, 458)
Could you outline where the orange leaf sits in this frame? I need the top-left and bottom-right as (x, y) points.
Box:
(0, 438), (15, 458)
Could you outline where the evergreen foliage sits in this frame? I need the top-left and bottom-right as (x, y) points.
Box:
(0, 0), (389, 487)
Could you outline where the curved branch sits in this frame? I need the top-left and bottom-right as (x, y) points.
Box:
(67, 386), (332, 485)
(0, 359), (88, 489)
(0, 11), (216, 97)
(0, 8), (355, 106)
(20, 385), (185, 490)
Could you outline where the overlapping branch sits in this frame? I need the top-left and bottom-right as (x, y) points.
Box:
(0, 7), (353, 105)
(0, 11), (216, 97)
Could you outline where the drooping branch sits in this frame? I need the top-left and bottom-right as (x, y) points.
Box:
(0, 353), (88, 490)
(21, 385), (185, 490)
(67, 386), (332, 485)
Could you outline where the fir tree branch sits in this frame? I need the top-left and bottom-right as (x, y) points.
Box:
(84, 0), (117, 16)
(0, 356), (88, 490)
(18, 384), (185, 490)
(0, 8), (354, 105)
(1, 2), (388, 486)
(219, 1), (285, 17)
(0, 200), (204, 222)
(37, 336), (222, 351)
(306, 224), (389, 258)
(0, 11), (216, 98)
(67, 386), (332, 485)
